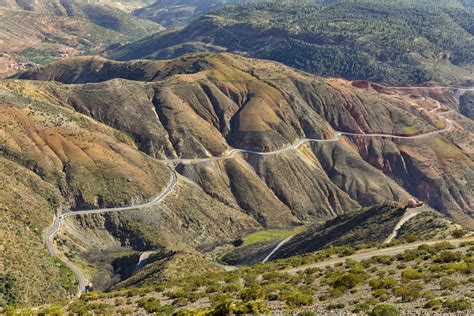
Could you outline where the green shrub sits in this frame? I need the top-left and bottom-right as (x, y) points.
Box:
(240, 285), (264, 301)
(369, 277), (396, 290)
(235, 301), (269, 314)
(422, 291), (436, 300)
(0, 274), (18, 306)
(136, 297), (162, 313)
(337, 246), (355, 257)
(69, 300), (89, 314)
(38, 305), (63, 316)
(439, 278), (458, 290)
(222, 282), (241, 293)
(442, 298), (472, 311)
(434, 251), (461, 263)
(371, 289), (390, 301)
(370, 304), (400, 316)
(208, 299), (268, 315)
(393, 282), (421, 303)
(114, 298), (125, 306)
(286, 291), (314, 308)
(433, 242), (455, 252)
(374, 256), (395, 265)
(206, 283), (221, 293)
(424, 299), (442, 309)
(451, 229), (467, 238)
(327, 302), (345, 310)
(403, 233), (417, 243)
(401, 269), (422, 282)
(331, 272), (361, 289)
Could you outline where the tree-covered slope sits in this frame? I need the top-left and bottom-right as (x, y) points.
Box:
(111, 0), (474, 84)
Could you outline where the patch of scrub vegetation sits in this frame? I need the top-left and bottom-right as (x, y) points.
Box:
(19, 47), (57, 65)
(241, 226), (305, 246)
(13, 241), (473, 314)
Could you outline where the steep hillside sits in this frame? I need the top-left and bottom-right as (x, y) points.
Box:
(0, 0), (161, 77)
(460, 91), (474, 119)
(133, 0), (244, 27)
(110, 0), (474, 84)
(5, 52), (474, 305)
(221, 202), (406, 265)
(15, 54), (474, 227)
(270, 202), (407, 259)
(0, 80), (171, 305)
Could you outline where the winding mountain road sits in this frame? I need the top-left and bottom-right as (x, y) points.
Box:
(385, 86), (474, 92)
(164, 113), (454, 165)
(135, 251), (157, 273)
(262, 236), (294, 263)
(42, 85), (465, 297)
(384, 207), (426, 244)
(43, 167), (177, 296)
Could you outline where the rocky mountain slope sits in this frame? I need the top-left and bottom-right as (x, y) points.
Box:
(15, 53), (474, 226)
(222, 202), (407, 265)
(109, 0), (474, 84)
(0, 0), (161, 77)
(0, 79), (170, 305)
(4, 52), (474, 304)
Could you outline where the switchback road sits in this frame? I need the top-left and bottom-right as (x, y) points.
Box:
(164, 112), (453, 165)
(42, 85), (462, 297)
(384, 207), (426, 244)
(42, 168), (177, 296)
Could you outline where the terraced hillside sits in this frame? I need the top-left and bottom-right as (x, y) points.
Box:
(110, 0), (474, 84)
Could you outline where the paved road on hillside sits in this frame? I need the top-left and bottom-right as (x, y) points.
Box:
(262, 236), (294, 263)
(42, 85), (464, 296)
(135, 251), (157, 273)
(384, 207), (426, 244)
(43, 168), (177, 296)
(284, 237), (474, 274)
(164, 110), (454, 165)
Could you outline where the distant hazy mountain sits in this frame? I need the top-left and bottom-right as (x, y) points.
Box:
(0, 0), (162, 77)
(133, 0), (245, 27)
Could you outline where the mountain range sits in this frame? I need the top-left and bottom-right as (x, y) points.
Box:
(0, 0), (473, 313)
(110, 0), (474, 84)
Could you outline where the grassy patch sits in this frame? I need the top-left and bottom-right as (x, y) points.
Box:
(242, 226), (305, 246)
